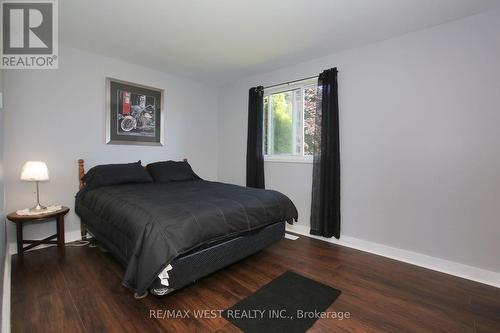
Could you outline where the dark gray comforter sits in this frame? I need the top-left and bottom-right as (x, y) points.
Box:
(75, 180), (298, 295)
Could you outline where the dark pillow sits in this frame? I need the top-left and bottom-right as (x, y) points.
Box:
(83, 161), (152, 190)
(146, 160), (200, 182)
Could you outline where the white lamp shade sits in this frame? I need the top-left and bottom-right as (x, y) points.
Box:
(20, 161), (50, 181)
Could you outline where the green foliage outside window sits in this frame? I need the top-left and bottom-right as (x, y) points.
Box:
(263, 81), (317, 157)
(271, 92), (293, 154)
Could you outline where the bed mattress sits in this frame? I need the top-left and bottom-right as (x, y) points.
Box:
(75, 180), (298, 295)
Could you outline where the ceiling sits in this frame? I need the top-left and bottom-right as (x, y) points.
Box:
(60, 0), (500, 85)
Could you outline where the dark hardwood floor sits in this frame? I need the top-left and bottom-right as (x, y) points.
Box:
(11, 234), (500, 333)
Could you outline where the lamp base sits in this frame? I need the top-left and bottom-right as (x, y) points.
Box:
(29, 203), (47, 213)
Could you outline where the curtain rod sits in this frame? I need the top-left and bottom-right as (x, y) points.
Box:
(263, 75), (318, 90)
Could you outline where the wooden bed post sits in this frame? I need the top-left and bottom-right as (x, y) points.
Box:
(78, 159), (87, 240)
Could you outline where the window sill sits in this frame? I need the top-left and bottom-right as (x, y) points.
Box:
(264, 155), (313, 164)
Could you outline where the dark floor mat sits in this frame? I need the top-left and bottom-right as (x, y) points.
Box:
(223, 270), (341, 333)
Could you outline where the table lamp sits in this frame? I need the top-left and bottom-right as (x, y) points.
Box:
(20, 161), (49, 212)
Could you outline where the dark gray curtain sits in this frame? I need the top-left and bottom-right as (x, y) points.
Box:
(246, 86), (265, 188)
(310, 68), (340, 238)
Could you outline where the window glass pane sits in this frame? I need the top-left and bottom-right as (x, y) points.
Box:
(294, 89), (303, 155)
(304, 85), (317, 155)
(263, 80), (317, 158)
(270, 91), (294, 155)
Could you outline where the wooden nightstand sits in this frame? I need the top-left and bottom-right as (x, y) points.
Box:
(7, 206), (70, 263)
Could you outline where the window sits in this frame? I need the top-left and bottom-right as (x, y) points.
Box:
(263, 78), (317, 162)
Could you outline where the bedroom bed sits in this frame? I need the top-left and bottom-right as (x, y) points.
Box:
(75, 159), (298, 297)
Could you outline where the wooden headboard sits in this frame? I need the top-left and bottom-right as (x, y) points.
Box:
(77, 158), (188, 240)
(77, 159), (86, 240)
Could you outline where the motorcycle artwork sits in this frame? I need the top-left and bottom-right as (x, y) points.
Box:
(117, 91), (156, 136)
(106, 78), (164, 146)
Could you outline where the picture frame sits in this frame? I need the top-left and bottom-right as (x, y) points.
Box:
(105, 77), (164, 146)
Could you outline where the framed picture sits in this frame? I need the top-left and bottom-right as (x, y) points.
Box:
(105, 78), (164, 145)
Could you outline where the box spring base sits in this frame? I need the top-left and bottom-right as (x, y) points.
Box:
(149, 221), (285, 295)
(84, 220), (285, 296)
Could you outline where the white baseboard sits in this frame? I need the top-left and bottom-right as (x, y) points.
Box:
(8, 229), (83, 255)
(2, 251), (11, 333)
(286, 224), (500, 289)
(284, 233), (299, 240)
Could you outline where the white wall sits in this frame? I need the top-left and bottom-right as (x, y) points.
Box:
(3, 46), (219, 249)
(218, 8), (500, 273)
